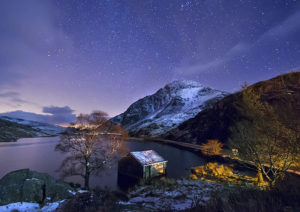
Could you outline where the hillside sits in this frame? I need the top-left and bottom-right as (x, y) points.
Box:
(111, 80), (228, 136)
(0, 110), (75, 125)
(0, 117), (65, 142)
(163, 72), (300, 144)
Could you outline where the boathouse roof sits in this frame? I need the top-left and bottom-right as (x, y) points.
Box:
(130, 150), (166, 165)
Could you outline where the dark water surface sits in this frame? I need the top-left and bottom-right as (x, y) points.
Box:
(0, 137), (205, 189)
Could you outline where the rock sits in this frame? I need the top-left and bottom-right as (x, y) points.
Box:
(0, 169), (74, 206)
(23, 178), (44, 203)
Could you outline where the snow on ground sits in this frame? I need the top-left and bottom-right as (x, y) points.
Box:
(0, 200), (65, 212)
(77, 190), (89, 193)
(68, 189), (89, 195)
(119, 179), (222, 211)
(0, 190), (88, 212)
(25, 178), (39, 181)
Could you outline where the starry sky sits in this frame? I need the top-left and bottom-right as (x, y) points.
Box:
(0, 0), (300, 119)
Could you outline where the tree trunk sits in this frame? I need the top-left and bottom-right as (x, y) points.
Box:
(257, 165), (264, 185)
(84, 167), (90, 189)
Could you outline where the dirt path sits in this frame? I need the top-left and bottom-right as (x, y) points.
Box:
(129, 136), (203, 151)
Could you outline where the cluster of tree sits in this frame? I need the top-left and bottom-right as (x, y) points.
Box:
(229, 86), (300, 186)
(55, 111), (128, 189)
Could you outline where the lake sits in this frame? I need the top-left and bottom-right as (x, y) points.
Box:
(0, 137), (205, 189)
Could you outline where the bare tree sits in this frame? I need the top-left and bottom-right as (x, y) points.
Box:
(55, 111), (128, 189)
(229, 87), (299, 186)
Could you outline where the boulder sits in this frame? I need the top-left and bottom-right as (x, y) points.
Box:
(0, 169), (74, 205)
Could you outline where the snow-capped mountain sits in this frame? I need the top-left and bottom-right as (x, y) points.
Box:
(0, 116), (65, 137)
(110, 80), (228, 136)
(163, 72), (300, 144)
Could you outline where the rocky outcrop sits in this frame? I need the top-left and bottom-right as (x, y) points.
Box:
(0, 169), (74, 205)
(111, 80), (228, 137)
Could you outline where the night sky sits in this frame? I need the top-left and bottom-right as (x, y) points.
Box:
(0, 0), (300, 118)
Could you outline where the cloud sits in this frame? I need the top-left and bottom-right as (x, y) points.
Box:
(42, 106), (76, 124)
(0, 91), (19, 98)
(0, 91), (35, 106)
(43, 106), (74, 115)
(258, 11), (300, 42)
(174, 42), (250, 75)
(0, 0), (73, 88)
(174, 9), (300, 77)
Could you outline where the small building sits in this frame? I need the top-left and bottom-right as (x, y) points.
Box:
(118, 150), (167, 180)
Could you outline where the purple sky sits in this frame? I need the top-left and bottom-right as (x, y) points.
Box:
(0, 0), (300, 118)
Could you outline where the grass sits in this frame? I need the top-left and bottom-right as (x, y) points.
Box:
(184, 174), (300, 212)
(191, 162), (269, 187)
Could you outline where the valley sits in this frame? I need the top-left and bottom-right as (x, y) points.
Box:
(0, 72), (299, 211)
(1, 1), (300, 210)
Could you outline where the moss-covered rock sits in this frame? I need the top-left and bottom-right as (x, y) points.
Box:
(0, 169), (74, 205)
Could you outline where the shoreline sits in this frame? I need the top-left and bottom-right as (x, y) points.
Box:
(128, 136), (257, 172)
(129, 136), (300, 176)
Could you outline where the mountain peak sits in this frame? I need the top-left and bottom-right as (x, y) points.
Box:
(111, 80), (228, 136)
(163, 71), (300, 144)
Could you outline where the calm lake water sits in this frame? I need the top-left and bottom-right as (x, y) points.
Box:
(0, 137), (205, 189)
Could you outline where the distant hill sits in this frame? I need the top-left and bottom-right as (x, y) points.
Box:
(0, 111), (51, 122)
(111, 80), (228, 136)
(0, 116), (65, 142)
(0, 110), (75, 125)
(163, 72), (300, 145)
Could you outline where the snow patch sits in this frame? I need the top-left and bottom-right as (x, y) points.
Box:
(68, 189), (88, 195)
(0, 200), (64, 212)
(25, 178), (39, 181)
(68, 190), (76, 195)
(77, 190), (88, 193)
(130, 150), (165, 165)
(124, 179), (222, 211)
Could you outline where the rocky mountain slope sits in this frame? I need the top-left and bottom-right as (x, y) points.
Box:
(0, 116), (65, 142)
(163, 72), (300, 144)
(111, 80), (228, 136)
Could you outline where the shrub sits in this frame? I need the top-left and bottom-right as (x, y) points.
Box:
(200, 140), (223, 156)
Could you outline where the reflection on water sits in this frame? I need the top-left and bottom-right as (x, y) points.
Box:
(0, 137), (204, 189)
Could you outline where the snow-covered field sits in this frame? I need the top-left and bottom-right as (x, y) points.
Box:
(0, 201), (64, 212)
(0, 190), (88, 212)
